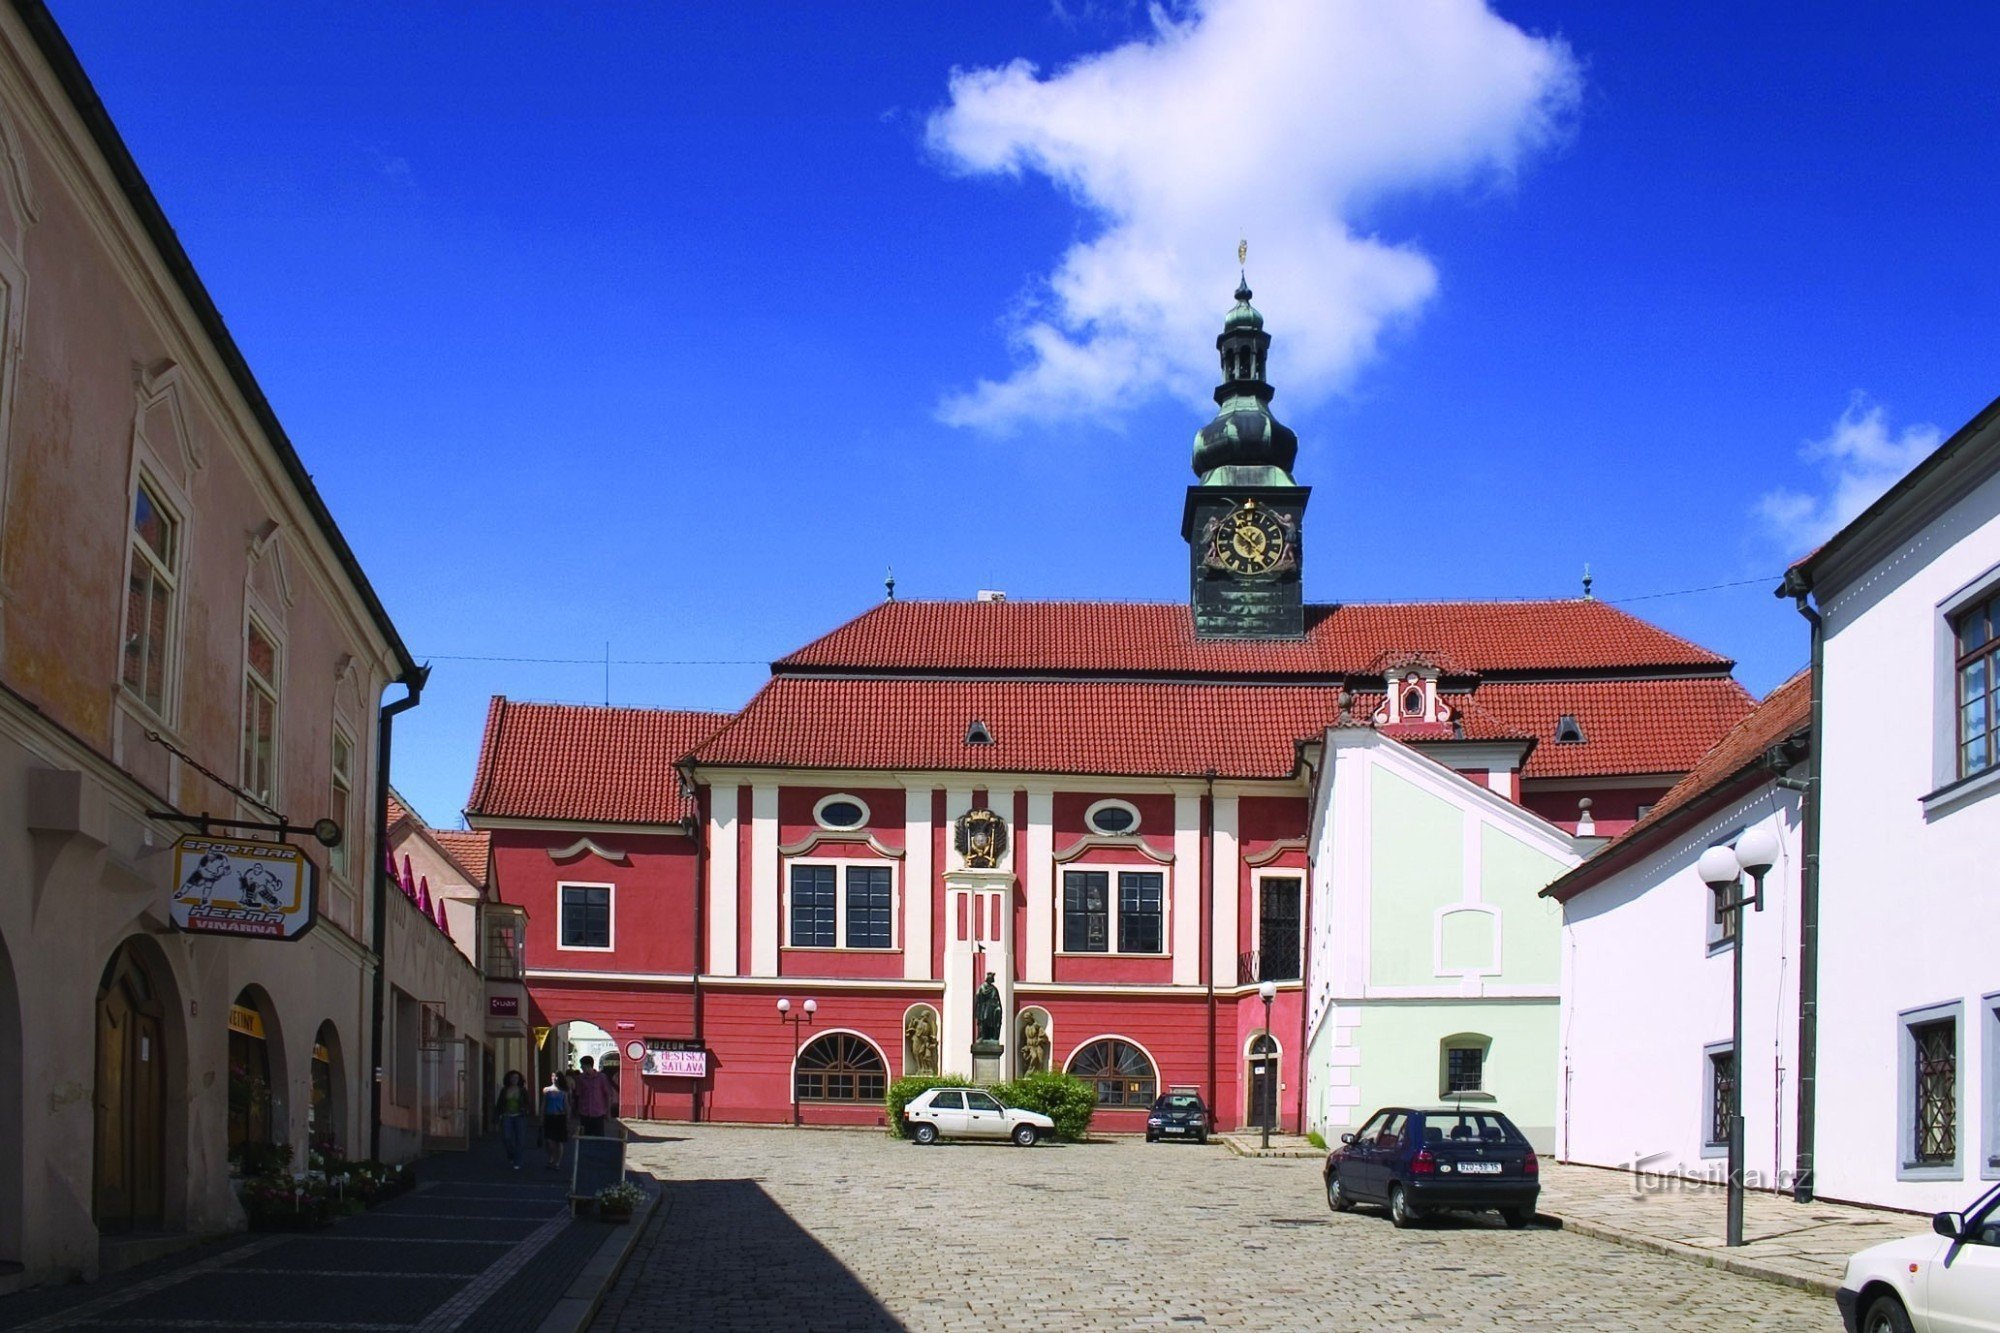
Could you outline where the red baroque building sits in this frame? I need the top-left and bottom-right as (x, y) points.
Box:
(465, 285), (1753, 1133)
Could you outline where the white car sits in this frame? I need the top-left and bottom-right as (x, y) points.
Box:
(1836, 1182), (2000, 1333)
(902, 1088), (1053, 1146)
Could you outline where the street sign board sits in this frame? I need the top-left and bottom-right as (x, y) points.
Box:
(168, 834), (317, 940)
(569, 1134), (626, 1201)
(642, 1047), (707, 1078)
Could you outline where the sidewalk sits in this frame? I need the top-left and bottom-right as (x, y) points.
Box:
(1538, 1162), (1913, 1296)
(0, 1133), (654, 1332)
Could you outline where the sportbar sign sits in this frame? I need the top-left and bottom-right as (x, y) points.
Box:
(169, 834), (318, 940)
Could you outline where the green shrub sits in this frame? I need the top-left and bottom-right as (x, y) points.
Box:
(884, 1074), (971, 1138)
(1306, 1130), (1327, 1151)
(990, 1071), (1096, 1142)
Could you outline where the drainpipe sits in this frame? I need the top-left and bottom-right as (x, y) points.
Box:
(1201, 768), (1217, 1120)
(686, 796), (706, 1124)
(369, 668), (429, 1162)
(1781, 570), (1823, 1203)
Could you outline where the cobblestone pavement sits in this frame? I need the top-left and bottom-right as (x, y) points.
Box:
(595, 1125), (1846, 1332)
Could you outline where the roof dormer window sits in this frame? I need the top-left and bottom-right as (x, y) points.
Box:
(965, 719), (994, 746)
(1555, 714), (1586, 744)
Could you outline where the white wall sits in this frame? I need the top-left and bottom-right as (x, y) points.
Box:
(1557, 783), (1802, 1189)
(1814, 464), (2000, 1212)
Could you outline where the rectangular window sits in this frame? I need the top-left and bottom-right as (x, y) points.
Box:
(559, 884), (611, 949)
(1258, 876), (1303, 981)
(1062, 871), (1110, 953)
(122, 479), (178, 715)
(328, 732), (353, 884)
(1985, 996), (2000, 1177)
(1706, 1045), (1735, 1150)
(789, 865), (837, 948)
(241, 619), (279, 803)
(1956, 593), (1999, 778)
(1912, 1017), (1958, 1167)
(1446, 1046), (1485, 1094)
(845, 865), (893, 949)
(485, 917), (523, 980)
(1710, 883), (1736, 948)
(1117, 872), (1164, 954)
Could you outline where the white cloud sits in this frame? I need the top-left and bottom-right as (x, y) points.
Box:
(926, 0), (1580, 432)
(1758, 395), (1942, 552)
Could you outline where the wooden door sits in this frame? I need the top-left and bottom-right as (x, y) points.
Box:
(94, 949), (164, 1232)
(1248, 1038), (1278, 1132)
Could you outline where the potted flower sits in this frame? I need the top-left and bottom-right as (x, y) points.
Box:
(595, 1181), (644, 1223)
(240, 1172), (336, 1231)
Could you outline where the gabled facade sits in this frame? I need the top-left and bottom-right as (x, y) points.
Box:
(469, 285), (1754, 1137)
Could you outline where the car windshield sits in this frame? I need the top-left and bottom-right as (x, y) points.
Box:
(1420, 1112), (1520, 1144)
(1159, 1095), (1203, 1111)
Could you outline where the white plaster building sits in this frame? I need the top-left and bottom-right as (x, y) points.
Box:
(1784, 392), (2000, 1213)
(1541, 675), (1808, 1187)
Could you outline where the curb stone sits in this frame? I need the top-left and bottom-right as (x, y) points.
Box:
(533, 1183), (661, 1333)
(1546, 1212), (1840, 1298)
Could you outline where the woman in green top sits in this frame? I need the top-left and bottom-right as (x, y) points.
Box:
(493, 1070), (530, 1170)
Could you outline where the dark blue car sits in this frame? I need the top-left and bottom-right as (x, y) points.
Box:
(1323, 1106), (1540, 1229)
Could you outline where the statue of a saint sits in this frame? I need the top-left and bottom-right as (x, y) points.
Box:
(905, 1008), (939, 1075)
(1018, 1012), (1050, 1074)
(973, 972), (1003, 1045)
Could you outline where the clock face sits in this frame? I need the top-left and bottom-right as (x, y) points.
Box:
(1213, 501), (1288, 574)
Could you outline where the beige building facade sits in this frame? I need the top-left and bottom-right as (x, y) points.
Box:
(0, 2), (422, 1286)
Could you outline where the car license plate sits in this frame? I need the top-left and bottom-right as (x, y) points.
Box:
(1162, 1126), (1185, 1134)
(1459, 1161), (1502, 1174)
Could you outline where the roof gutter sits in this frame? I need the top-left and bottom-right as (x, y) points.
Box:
(1780, 567), (1823, 1203)
(10, 0), (416, 680)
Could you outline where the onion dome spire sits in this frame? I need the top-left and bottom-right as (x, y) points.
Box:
(1191, 275), (1298, 486)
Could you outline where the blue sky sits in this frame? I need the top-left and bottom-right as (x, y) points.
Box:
(51, 2), (2000, 829)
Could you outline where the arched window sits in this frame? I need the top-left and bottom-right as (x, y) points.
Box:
(795, 1033), (886, 1102)
(1069, 1038), (1157, 1107)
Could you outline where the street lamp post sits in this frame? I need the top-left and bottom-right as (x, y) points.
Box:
(777, 997), (816, 1128)
(1696, 827), (1779, 1248)
(1258, 979), (1278, 1150)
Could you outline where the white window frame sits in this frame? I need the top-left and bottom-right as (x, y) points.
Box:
(783, 857), (899, 952)
(1056, 865), (1168, 957)
(1701, 1039), (1733, 1158)
(120, 469), (184, 721)
(556, 880), (616, 952)
(1438, 1032), (1494, 1103)
(1983, 992), (2000, 1181)
(1083, 798), (1142, 837)
(239, 613), (282, 805)
(813, 793), (871, 831)
(326, 726), (357, 931)
(1897, 999), (1963, 1182)
(1251, 868), (1305, 980)
(1927, 563), (2000, 813)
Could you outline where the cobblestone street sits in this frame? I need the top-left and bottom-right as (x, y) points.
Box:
(595, 1126), (1846, 1331)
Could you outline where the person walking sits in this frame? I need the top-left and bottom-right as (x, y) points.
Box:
(541, 1071), (571, 1169)
(573, 1056), (613, 1137)
(494, 1070), (531, 1170)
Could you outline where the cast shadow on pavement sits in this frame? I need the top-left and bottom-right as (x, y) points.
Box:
(619, 1178), (904, 1332)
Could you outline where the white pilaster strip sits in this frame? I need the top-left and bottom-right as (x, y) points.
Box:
(707, 784), (739, 977)
(903, 787), (933, 981)
(1172, 792), (1201, 986)
(1211, 794), (1240, 987)
(749, 783), (779, 976)
(943, 789), (972, 868)
(1024, 790), (1054, 983)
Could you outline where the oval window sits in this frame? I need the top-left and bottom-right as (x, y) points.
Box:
(814, 795), (869, 831)
(1085, 800), (1140, 836)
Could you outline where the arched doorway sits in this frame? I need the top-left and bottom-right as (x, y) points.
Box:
(227, 988), (284, 1171)
(94, 942), (166, 1232)
(548, 1019), (619, 1107)
(1246, 1033), (1280, 1133)
(310, 1021), (346, 1159)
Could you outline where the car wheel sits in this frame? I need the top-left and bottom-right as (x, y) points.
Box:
(1325, 1173), (1353, 1213)
(1012, 1124), (1039, 1147)
(1146, 1132), (1157, 1143)
(1502, 1206), (1535, 1229)
(1861, 1294), (1914, 1333)
(1389, 1185), (1421, 1229)
(1195, 1130), (1207, 1145)
(912, 1122), (938, 1146)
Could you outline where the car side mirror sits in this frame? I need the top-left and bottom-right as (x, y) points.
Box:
(1933, 1211), (1966, 1240)
(1339, 1133), (1355, 1145)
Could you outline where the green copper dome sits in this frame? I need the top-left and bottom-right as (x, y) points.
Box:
(1222, 278), (1263, 331)
(1191, 278), (1297, 483)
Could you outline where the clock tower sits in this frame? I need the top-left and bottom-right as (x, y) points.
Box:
(1181, 279), (1310, 638)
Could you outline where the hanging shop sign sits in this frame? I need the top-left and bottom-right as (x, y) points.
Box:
(168, 834), (317, 940)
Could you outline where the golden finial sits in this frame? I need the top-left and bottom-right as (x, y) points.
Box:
(1237, 238), (1248, 267)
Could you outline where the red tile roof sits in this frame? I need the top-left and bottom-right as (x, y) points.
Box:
(431, 830), (492, 889)
(466, 698), (732, 825)
(1543, 670), (1811, 901)
(689, 675), (1755, 782)
(776, 599), (1731, 676)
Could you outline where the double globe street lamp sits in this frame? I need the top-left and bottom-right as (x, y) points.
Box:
(1696, 825), (1780, 1248)
(777, 997), (816, 1128)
